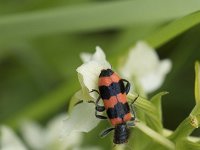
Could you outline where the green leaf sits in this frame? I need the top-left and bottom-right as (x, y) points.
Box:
(3, 80), (78, 129)
(109, 23), (161, 64)
(169, 110), (200, 141)
(146, 11), (200, 48)
(128, 93), (157, 118)
(1, 0), (200, 42)
(195, 61), (200, 104)
(142, 92), (167, 133)
(151, 92), (169, 124)
(128, 93), (161, 130)
(176, 139), (200, 150)
(169, 62), (200, 141)
(136, 122), (175, 150)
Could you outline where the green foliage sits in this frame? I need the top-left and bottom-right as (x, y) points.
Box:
(195, 61), (200, 104)
(1, 0), (200, 43)
(1, 0), (200, 150)
(127, 88), (200, 150)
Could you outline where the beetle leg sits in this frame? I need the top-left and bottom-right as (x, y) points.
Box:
(96, 105), (105, 112)
(127, 119), (140, 127)
(74, 100), (84, 106)
(95, 114), (107, 119)
(127, 121), (135, 127)
(121, 79), (130, 94)
(90, 89), (100, 94)
(129, 95), (139, 121)
(128, 102), (138, 128)
(95, 109), (107, 120)
(130, 104), (136, 121)
(131, 94), (139, 104)
(89, 89), (102, 109)
(95, 95), (107, 119)
(74, 100), (95, 107)
(75, 89), (107, 119)
(100, 127), (115, 138)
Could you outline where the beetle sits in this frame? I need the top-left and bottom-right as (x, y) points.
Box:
(91, 68), (138, 144)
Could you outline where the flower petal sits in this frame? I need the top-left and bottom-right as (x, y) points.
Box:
(1, 125), (27, 150)
(20, 114), (83, 150)
(80, 52), (92, 63)
(120, 41), (159, 78)
(20, 121), (45, 150)
(77, 47), (111, 99)
(119, 41), (172, 93)
(68, 90), (84, 112)
(140, 59), (172, 93)
(80, 46), (107, 64)
(92, 46), (110, 67)
(46, 114), (83, 150)
(62, 102), (100, 137)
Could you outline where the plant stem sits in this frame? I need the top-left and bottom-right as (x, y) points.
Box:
(136, 122), (175, 150)
(112, 144), (126, 150)
(169, 104), (200, 141)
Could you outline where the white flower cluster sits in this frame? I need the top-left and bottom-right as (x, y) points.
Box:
(120, 41), (171, 93)
(1, 41), (172, 150)
(63, 41), (172, 137)
(1, 114), (100, 150)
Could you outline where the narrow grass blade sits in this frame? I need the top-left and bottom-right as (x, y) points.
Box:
(146, 11), (200, 48)
(151, 92), (169, 124)
(195, 61), (200, 104)
(136, 122), (175, 150)
(1, 0), (200, 41)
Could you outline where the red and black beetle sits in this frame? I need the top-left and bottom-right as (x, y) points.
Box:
(91, 68), (138, 144)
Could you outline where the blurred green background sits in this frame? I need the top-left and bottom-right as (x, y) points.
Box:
(0, 0), (200, 147)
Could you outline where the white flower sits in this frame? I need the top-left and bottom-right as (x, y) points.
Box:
(67, 43), (172, 137)
(120, 41), (172, 94)
(64, 47), (110, 138)
(1, 114), (101, 150)
(77, 46), (111, 100)
(62, 102), (100, 137)
(20, 114), (83, 150)
(1, 125), (27, 150)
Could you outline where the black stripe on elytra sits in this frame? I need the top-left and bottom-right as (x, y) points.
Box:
(99, 79), (125, 99)
(99, 69), (114, 77)
(107, 102), (130, 119)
